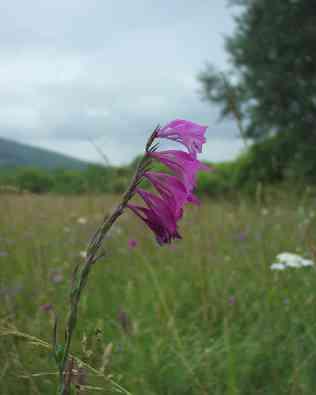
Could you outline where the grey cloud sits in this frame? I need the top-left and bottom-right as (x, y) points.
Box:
(0, 1), (233, 52)
(0, 0), (241, 164)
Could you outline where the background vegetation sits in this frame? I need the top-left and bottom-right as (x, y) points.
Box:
(199, 0), (316, 188)
(1, 191), (316, 394)
(1, 134), (315, 197)
(1, 1), (316, 197)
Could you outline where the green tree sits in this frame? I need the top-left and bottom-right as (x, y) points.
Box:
(199, 0), (316, 141)
(83, 165), (114, 193)
(16, 168), (53, 193)
(52, 169), (85, 194)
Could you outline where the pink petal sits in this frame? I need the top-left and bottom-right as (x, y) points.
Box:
(137, 188), (178, 232)
(149, 150), (209, 192)
(144, 171), (199, 219)
(157, 119), (207, 156)
(128, 204), (180, 245)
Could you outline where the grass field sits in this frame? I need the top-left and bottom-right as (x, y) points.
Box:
(1, 190), (316, 394)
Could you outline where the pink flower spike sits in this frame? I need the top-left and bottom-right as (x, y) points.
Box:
(149, 150), (209, 192)
(157, 119), (207, 156)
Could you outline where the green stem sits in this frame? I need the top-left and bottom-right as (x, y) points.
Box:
(56, 147), (154, 394)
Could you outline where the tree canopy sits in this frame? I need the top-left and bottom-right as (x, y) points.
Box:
(199, 0), (316, 141)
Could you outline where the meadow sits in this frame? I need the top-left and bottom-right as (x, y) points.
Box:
(1, 190), (316, 394)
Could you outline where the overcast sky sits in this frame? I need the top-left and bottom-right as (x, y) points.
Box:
(0, 0), (244, 165)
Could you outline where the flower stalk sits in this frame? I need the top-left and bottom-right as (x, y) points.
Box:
(56, 138), (153, 395)
(54, 120), (208, 394)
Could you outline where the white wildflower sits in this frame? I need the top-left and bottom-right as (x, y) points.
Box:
(108, 225), (122, 237)
(300, 259), (314, 267)
(77, 217), (87, 225)
(79, 251), (87, 259)
(272, 252), (315, 270)
(261, 208), (269, 216)
(271, 263), (286, 271)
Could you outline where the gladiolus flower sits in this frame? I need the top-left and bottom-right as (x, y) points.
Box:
(157, 119), (207, 156)
(128, 119), (209, 245)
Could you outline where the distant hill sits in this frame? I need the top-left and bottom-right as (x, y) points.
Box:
(0, 137), (90, 170)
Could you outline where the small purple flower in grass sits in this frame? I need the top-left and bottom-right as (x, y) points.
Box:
(0, 251), (8, 257)
(149, 150), (209, 192)
(157, 119), (207, 156)
(128, 239), (138, 249)
(228, 296), (236, 305)
(237, 231), (248, 242)
(117, 309), (132, 335)
(41, 303), (53, 312)
(49, 269), (64, 284)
